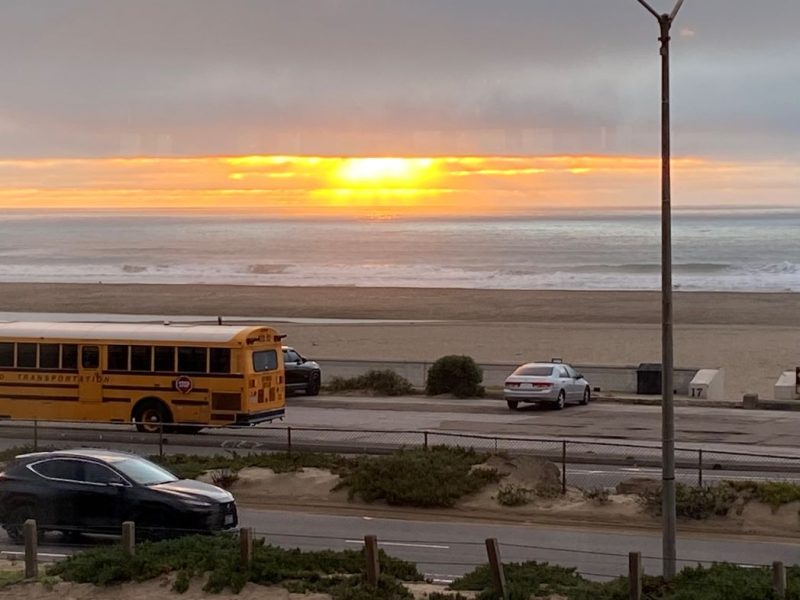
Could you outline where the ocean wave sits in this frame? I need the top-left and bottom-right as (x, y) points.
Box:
(572, 263), (734, 274)
(0, 261), (798, 292)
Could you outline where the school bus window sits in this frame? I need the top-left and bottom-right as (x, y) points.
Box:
(0, 343), (13, 367)
(252, 349), (277, 372)
(17, 343), (37, 368)
(178, 347), (207, 373)
(131, 345), (152, 372)
(81, 346), (99, 369)
(61, 344), (78, 370)
(40, 344), (60, 369)
(108, 345), (129, 371)
(154, 346), (175, 372)
(210, 348), (231, 374)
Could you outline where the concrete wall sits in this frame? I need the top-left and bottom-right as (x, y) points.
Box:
(316, 358), (700, 395)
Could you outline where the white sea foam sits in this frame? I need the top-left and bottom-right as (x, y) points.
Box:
(0, 212), (798, 292)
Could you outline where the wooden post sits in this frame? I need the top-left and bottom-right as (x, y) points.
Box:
(121, 521), (136, 556)
(287, 427), (292, 454)
(628, 552), (642, 600)
(364, 535), (380, 586)
(239, 528), (254, 566)
(485, 538), (508, 600)
(23, 519), (38, 579)
(773, 561), (786, 599)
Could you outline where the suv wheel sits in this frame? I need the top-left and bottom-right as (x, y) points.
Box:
(3, 504), (41, 544)
(306, 372), (321, 396)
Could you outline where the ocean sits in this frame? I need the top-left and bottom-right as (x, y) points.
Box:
(1, 210), (799, 292)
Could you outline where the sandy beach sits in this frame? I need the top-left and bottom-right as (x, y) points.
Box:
(0, 283), (798, 399)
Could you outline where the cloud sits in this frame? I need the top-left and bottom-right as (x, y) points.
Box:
(0, 1), (798, 160)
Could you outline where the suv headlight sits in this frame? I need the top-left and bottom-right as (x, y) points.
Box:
(183, 498), (213, 508)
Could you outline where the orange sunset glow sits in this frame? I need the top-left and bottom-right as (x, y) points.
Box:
(1, 154), (797, 217)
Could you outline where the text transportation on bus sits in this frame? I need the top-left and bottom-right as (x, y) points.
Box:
(0, 321), (286, 433)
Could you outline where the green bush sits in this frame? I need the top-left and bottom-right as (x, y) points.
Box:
(640, 483), (737, 520)
(582, 487), (611, 504)
(337, 446), (499, 508)
(497, 484), (533, 507)
(453, 561), (800, 600)
(153, 452), (348, 480)
(326, 370), (415, 396)
(726, 480), (800, 509)
(452, 561), (587, 599)
(48, 534), (421, 598)
(425, 355), (484, 398)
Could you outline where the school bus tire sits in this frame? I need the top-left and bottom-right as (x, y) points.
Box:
(133, 398), (173, 434)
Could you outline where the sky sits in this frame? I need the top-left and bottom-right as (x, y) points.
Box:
(1, 0), (798, 215)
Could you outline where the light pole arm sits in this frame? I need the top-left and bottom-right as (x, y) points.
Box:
(636, 0), (660, 19)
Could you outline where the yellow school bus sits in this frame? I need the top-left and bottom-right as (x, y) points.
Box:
(0, 322), (285, 432)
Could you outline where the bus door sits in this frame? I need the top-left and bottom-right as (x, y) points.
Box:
(79, 345), (103, 403)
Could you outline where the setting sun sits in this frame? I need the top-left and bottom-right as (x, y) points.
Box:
(331, 158), (438, 189)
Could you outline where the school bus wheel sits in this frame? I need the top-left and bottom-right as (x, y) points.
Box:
(133, 399), (172, 434)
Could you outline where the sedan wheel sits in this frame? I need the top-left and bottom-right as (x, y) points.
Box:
(506, 400), (519, 410)
(581, 387), (591, 405)
(554, 390), (566, 410)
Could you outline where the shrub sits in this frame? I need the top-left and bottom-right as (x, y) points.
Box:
(452, 561), (586, 598)
(425, 355), (484, 398)
(497, 484), (533, 507)
(640, 483), (736, 520)
(582, 487), (611, 504)
(49, 534), (421, 598)
(210, 468), (239, 490)
(452, 561), (800, 600)
(327, 370), (415, 396)
(337, 446), (500, 508)
(153, 452), (348, 480)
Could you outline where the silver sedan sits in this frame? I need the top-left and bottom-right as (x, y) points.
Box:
(503, 362), (591, 410)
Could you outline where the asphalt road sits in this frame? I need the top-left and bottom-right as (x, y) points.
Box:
(3, 508), (798, 582)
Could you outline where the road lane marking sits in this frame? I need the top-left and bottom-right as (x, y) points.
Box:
(2, 551), (68, 560)
(345, 539), (450, 550)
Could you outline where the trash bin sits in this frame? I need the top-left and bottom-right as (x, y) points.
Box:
(637, 363), (662, 395)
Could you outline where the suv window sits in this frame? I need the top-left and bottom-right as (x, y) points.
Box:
(31, 459), (84, 482)
(83, 462), (126, 485)
(284, 349), (301, 363)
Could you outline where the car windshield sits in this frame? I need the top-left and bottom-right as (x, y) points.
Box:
(112, 457), (179, 485)
(513, 366), (554, 377)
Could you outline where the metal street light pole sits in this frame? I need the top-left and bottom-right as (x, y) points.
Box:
(635, 0), (685, 581)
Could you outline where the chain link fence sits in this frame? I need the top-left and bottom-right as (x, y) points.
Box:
(1, 419), (800, 492)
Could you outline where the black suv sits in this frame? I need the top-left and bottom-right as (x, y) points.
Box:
(283, 346), (321, 396)
(0, 449), (237, 541)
